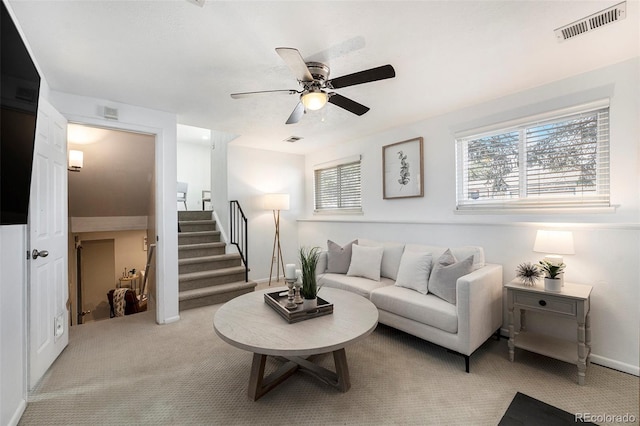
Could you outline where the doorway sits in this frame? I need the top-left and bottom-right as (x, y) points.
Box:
(79, 239), (115, 323)
(67, 124), (156, 326)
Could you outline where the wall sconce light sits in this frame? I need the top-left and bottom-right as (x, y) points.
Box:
(68, 150), (83, 172)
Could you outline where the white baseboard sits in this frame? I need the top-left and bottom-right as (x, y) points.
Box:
(8, 399), (26, 426)
(589, 354), (639, 376)
(160, 315), (181, 325)
(499, 327), (639, 376)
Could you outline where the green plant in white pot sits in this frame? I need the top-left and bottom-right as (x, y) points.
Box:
(538, 260), (565, 292)
(299, 246), (321, 309)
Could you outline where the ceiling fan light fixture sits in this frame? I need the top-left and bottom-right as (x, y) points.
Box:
(301, 90), (327, 111)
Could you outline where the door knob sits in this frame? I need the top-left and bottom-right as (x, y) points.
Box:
(32, 249), (49, 259)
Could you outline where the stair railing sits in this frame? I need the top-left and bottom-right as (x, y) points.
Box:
(230, 200), (249, 281)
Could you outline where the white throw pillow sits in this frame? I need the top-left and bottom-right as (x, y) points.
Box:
(358, 238), (405, 280)
(347, 244), (384, 281)
(395, 251), (433, 294)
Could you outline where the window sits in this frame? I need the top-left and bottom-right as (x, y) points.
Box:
(314, 157), (362, 212)
(455, 101), (610, 211)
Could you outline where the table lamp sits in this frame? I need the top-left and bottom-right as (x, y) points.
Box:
(264, 193), (290, 285)
(533, 230), (575, 285)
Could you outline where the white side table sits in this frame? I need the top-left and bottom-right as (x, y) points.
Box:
(505, 279), (592, 385)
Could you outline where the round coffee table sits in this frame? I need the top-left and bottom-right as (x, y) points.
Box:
(214, 286), (378, 400)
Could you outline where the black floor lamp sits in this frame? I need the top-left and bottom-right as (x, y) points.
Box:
(264, 193), (290, 285)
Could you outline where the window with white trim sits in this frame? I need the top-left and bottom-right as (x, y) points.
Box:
(314, 158), (362, 212)
(455, 101), (610, 211)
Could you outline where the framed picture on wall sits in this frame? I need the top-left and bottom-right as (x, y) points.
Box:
(383, 137), (424, 199)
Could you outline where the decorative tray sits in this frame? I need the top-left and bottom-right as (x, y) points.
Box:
(264, 291), (333, 323)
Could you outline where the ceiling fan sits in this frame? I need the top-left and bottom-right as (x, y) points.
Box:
(230, 47), (396, 124)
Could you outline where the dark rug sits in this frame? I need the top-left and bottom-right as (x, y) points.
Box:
(499, 392), (597, 425)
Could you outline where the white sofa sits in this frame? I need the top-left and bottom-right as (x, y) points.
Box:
(315, 239), (503, 372)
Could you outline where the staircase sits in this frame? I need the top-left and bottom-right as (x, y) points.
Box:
(178, 210), (256, 310)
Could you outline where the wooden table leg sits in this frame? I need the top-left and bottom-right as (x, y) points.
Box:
(333, 348), (351, 392)
(247, 349), (352, 400)
(248, 353), (299, 401)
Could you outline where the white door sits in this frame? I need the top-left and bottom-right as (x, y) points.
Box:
(28, 98), (68, 389)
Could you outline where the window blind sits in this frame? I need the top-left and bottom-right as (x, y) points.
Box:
(456, 103), (610, 211)
(314, 160), (362, 211)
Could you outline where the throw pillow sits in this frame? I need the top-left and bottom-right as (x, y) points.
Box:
(347, 244), (384, 281)
(327, 239), (357, 274)
(394, 251), (433, 294)
(428, 249), (474, 304)
(358, 238), (405, 280)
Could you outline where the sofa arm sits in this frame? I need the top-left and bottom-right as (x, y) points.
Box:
(455, 263), (503, 355)
(316, 251), (328, 276)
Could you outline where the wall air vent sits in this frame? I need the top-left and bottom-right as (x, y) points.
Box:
(284, 136), (303, 143)
(103, 106), (119, 120)
(555, 2), (626, 42)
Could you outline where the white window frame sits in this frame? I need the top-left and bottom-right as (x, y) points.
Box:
(455, 100), (610, 212)
(313, 155), (362, 214)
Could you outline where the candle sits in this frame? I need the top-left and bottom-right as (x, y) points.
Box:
(285, 264), (296, 280)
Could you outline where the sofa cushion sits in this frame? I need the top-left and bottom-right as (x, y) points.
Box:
(320, 273), (394, 299)
(394, 250), (432, 294)
(428, 249), (474, 304)
(370, 286), (458, 334)
(405, 244), (485, 270)
(358, 238), (405, 280)
(327, 239), (357, 274)
(347, 244), (384, 281)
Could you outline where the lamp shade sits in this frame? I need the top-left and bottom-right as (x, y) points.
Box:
(533, 230), (575, 255)
(68, 150), (83, 169)
(263, 193), (290, 211)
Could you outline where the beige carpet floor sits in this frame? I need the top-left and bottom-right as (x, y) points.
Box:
(19, 302), (638, 425)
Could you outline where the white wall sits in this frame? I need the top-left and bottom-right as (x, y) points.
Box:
(177, 141), (211, 211)
(227, 145), (305, 282)
(298, 58), (640, 375)
(0, 226), (27, 426)
(1, 1), (45, 423)
(49, 91), (180, 325)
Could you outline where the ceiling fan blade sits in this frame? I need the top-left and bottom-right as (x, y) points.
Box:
(276, 47), (314, 82)
(230, 89), (298, 99)
(327, 64), (395, 89)
(286, 102), (305, 124)
(327, 93), (370, 116)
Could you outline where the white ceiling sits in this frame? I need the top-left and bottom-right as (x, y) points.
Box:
(9, 0), (639, 155)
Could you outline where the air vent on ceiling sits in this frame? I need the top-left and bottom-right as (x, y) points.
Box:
(186, 0), (205, 7)
(555, 2), (626, 42)
(284, 136), (303, 143)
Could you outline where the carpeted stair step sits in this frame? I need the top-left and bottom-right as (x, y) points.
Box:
(178, 210), (212, 221)
(178, 230), (221, 245)
(179, 253), (242, 274)
(179, 219), (217, 233)
(178, 242), (226, 259)
(179, 280), (257, 311)
(179, 266), (247, 291)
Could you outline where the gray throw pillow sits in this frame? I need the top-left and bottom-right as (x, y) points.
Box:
(428, 249), (473, 304)
(327, 239), (357, 273)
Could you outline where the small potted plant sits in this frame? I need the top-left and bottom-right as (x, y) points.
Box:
(299, 246), (322, 309)
(515, 262), (543, 287)
(538, 260), (565, 292)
